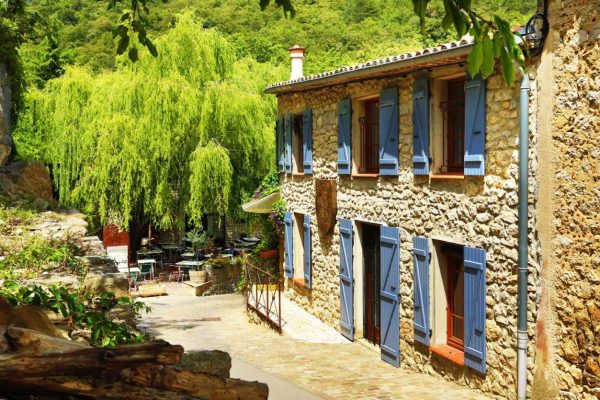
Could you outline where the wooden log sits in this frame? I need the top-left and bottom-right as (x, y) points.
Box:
(6, 325), (89, 354)
(0, 376), (205, 400)
(0, 340), (184, 379)
(121, 365), (269, 400)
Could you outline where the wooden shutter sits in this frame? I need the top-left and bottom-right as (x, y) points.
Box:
(379, 87), (399, 176)
(276, 116), (284, 172)
(464, 246), (487, 374)
(412, 77), (430, 175)
(284, 113), (293, 173)
(337, 98), (352, 175)
(380, 226), (400, 367)
(339, 219), (354, 340)
(412, 236), (430, 345)
(464, 76), (486, 176)
(303, 214), (312, 288)
(283, 211), (293, 278)
(303, 109), (313, 174)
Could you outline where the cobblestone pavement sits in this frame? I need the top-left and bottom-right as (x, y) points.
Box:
(139, 287), (489, 400)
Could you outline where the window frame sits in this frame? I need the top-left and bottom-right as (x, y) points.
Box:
(292, 113), (304, 174)
(352, 94), (380, 176)
(430, 72), (467, 177)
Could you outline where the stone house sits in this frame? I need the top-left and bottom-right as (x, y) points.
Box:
(264, 1), (599, 399)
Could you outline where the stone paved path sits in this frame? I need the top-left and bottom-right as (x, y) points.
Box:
(139, 287), (489, 400)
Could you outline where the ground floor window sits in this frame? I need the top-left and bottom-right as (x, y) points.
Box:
(443, 245), (464, 351)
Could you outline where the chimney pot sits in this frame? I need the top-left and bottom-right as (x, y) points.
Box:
(288, 44), (305, 81)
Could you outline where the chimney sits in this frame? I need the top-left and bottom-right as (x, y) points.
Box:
(288, 44), (305, 81)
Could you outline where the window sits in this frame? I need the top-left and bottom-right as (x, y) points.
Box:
(359, 99), (379, 173)
(292, 114), (304, 173)
(443, 245), (464, 351)
(352, 97), (379, 174)
(429, 240), (466, 365)
(432, 76), (466, 175)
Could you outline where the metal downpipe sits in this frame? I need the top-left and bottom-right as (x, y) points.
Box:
(517, 71), (530, 400)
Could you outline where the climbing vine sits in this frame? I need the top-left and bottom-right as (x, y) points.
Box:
(14, 12), (284, 230)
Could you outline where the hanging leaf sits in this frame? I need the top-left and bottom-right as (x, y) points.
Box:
(480, 36), (494, 78)
(500, 46), (515, 87)
(466, 40), (483, 78)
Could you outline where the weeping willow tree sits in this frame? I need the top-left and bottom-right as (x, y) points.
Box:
(14, 11), (285, 230)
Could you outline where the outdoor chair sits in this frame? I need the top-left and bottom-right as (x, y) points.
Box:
(168, 265), (184, 283)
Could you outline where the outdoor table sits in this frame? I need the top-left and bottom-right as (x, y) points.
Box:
(138, 259), (157, 280)
(181, 252), (196, 260)
(220, 254), (234, 259)
(242, 237), (260, 243)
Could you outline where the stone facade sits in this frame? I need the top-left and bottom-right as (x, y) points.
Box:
(533, 1), (600, 399)
(274, 63), (541, 398)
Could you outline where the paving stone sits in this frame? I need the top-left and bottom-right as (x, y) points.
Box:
(139, 289), (490, 400)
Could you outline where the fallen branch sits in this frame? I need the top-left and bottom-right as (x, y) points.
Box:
(0, 340), (184, 379)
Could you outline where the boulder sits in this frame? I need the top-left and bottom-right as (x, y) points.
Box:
(0, 64), (11, 166)
(82, 273), (129, 298)
(0, 161), (52, 202)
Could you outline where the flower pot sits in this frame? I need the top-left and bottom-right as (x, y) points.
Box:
(259, 249), (277, 259)
(189, 270), (207, 284)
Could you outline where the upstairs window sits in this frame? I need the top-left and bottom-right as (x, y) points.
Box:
(440, 78), (466, 174)
(354, 97), (379, 174)
(292, 114), (304, 173)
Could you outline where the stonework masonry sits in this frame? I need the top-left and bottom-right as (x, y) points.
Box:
(276, 65), (541, 399)
(534, 1), (600, 399)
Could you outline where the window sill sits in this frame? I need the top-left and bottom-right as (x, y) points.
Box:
(292, 173), (305, 177)
(430, 174), (465, 180)
(430, 344), (465, 366)
(351, 173), (379, 179)
(292, 278), (309, 288)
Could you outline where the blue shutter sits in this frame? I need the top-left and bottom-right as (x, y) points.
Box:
(412, 77), (430, 175)
(412, 236), (430, 345)
(379, 87), (399, 176)
(283, 211), (293, 278)
(284, 113), (293, 173)
(303, 214), (312, 288)
(464, 246), (487, 374)
(337, 98), (352, 175)
(380, 226), (400, 367)
(464, 76), (487, 176)
(303, 109), (313, 174)
(339, 219), (354, 340)
(277, 116), (284, 172)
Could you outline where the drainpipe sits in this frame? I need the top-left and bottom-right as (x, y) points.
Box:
(517, 70), (530, 400)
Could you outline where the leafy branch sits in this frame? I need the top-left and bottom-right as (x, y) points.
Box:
(412, 0), (527, 85)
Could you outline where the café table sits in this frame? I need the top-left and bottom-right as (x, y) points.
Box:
(137, 259), (157, 280)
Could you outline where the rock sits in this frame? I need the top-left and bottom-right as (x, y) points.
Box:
(179, 350), (232, 378)
(80, 236), (106, 257)
(82, 273), (129, 298)
(0, 161), (53, 202)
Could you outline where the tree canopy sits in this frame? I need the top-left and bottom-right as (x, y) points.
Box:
(14, 12), (284, 229)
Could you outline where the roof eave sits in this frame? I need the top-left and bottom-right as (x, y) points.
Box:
(265, 44), (473, 95)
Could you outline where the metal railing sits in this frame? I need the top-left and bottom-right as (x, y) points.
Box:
(244, 259), (282, 333)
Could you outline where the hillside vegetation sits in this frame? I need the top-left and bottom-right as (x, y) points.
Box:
(20, 0), (537, 86)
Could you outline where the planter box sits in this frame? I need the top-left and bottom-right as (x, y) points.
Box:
(138, 283), (167, 297)
(189, 270), (207, 284)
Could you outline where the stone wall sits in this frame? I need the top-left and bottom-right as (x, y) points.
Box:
(276, 65), (541, 398)
(533, 1), (600, 399)
(0, 63), (11, 166)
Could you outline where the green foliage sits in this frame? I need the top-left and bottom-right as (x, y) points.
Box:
(14, 13), (283, 229)
(0, 281), (150, 347)
(413, 0), (534, 84)
(0, 239), (85, 280)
